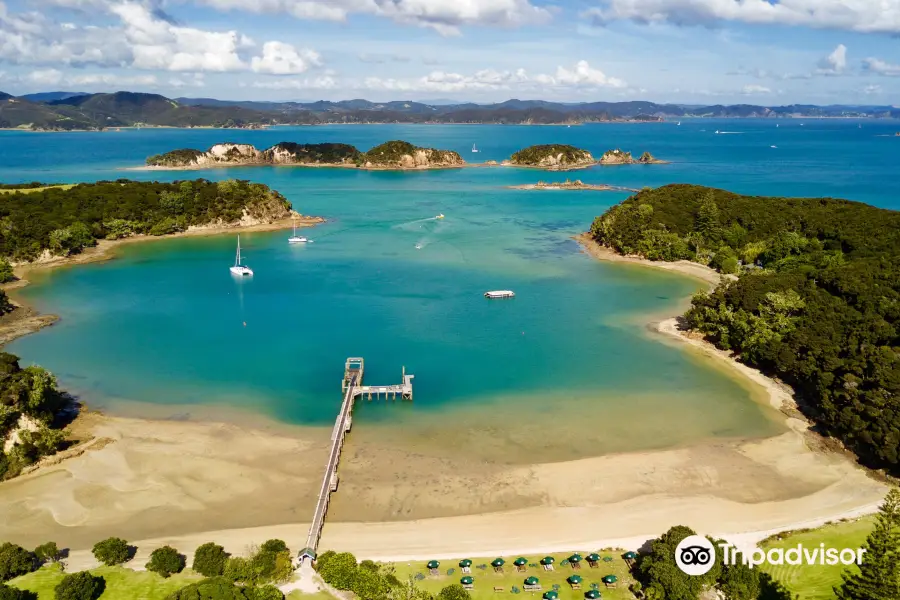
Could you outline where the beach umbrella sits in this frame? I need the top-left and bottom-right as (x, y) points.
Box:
(569, 554), (583, 563)
(514, 557), (528, 566)
(491, 558), (506, 567)
(567, 575), (583, 584)
(543, 592), (559, 600)
(541, 556), (555, 565)
(524, 577), (540, 586)
(602, 575), (618, 584)
(460, 576), (474, 585)
(427, 560), (440, 569)
(459, 559), (472, 568)
(586, 553), (600, 562)
(585, 590), (601, 599)
(623, 551), (638, 560)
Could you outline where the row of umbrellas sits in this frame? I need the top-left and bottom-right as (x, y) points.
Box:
(432, 552), (638, 570)
(453, 574), (620, 589)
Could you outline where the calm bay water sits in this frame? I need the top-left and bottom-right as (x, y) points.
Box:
(2, 120), (898, 458)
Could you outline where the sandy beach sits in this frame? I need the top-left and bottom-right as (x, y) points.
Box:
(0, 230), (888, 564)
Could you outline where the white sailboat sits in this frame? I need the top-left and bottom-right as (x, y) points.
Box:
(230, 236), (253, 276)
(471, 143), (479, 153)
(288, 219), (308, 244)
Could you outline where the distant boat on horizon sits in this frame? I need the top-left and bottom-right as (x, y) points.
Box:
(677, 122), (681, 126)
(771, 145), (777, 148)
(288, 219), (308, 244)
(471, 144), (479, 153)
(230, 235), (253, 277)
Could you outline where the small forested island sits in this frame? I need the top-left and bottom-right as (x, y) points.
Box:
(0, 179), (303, 262)
(590, 183), (900, 473)
(508, 144), (596, 170)
(599, 149), (667, 165)
(509, 179), (639, 192)
(146, 140), (464, 171)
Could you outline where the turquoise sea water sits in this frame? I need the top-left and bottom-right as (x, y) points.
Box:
(3, 120), (899, 458)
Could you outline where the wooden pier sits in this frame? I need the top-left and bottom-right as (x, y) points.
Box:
(299, 358), (414, 563)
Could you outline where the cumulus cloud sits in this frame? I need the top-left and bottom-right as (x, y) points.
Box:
(249, 75), (337, 90)
(584, 0), (900, 34)
(361, 61), (626, 93)
(21, 67), (159, 88)
(358, 53), (410, 64)
(0, 1), (324, 78)
(863, 57), (900, 77)
(741, 84), (771, 94)
(198, 0), (551, 35)
(815, 44), (847, 76)
(251, 41), (321, 75)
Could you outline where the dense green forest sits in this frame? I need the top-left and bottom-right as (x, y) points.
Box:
(591, 184), (900, 472)
(0, 352), (70, 480)
(510, 144), (593, 166)
(269, 142), (363, 164)
(0, 179), (291, 261)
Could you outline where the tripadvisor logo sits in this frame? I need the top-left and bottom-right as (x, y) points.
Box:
(674, 534), (867, 576)
(675, 536), (716, 576)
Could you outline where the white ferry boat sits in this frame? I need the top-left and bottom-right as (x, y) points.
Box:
(484, 290), (515, 299)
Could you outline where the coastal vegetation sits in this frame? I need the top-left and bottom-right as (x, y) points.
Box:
(590, 183), (900, 473)
(0, 352), (70, 481)
(0, 180), (291, 262)
(509, 145), (595, 170)
(835, 488), (900, 600)
(598, 149), (665, 165)
(635, 527), (792, 600)
(145, 141), (462, 170)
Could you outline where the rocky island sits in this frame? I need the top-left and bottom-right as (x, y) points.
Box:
(145, 140), (464, 171)
(507, 144), (597, 171)
(599, 149), (667, 165)
(509, 179), (639, 192)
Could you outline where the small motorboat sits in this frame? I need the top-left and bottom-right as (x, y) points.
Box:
(436, 214), (445, 219)
(484, 290), (515, 299)
(771, 145), (777, 148)
(415, 243), (422, 250)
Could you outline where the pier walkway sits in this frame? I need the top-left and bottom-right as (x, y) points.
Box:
(299, 358), (413, 563)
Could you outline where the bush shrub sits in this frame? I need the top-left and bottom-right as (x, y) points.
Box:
(192, 543), (228, 577)
(91, 538), (130, 566)
(146, 546), (185, 578)
(0, 544), (36, 582)
(53, 571), (104, 600)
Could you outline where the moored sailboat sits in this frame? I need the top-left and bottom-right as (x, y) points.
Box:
(230, 236), (253, 276)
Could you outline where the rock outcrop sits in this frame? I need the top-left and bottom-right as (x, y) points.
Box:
(599, 149), (668, 165)
(362, 140), (464, 169)
(146, 140), (463, 170)
(509, 144), (596, 170)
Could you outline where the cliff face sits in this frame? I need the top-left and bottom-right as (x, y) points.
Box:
(509, 144), (596, 170)
(599, 149), (666, 165)
(146, 140), (463, 169)
(362, 141), (464, 169)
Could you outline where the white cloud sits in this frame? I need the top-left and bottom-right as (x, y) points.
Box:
(863, 57), (900, 77)
(17, 67), (159, 88)
(0, 1), (325, 79)
(251, 41), (321, 75)
(863, 84), (882, 95)
(198, 0), (551, 35)
(358, 53), (410, 64)
(546, 60), (626, 88)
(741, 84), (771, 94)
(249, 75), (337, 90)
(584, 0), (900, 34)
(814, 44), (847, 76)
(361, 61), (626, 93)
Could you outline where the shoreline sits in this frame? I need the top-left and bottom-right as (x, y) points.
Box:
(509, 183), (640, 192)
(0, 228), (887, 565)
(1, 215), (324, 347)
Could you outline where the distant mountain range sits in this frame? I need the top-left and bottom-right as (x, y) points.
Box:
(1, 90), (898, 131)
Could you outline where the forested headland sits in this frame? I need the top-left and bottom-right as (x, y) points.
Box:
(0, 179), (292, 262)
(590, 184), (900, 473)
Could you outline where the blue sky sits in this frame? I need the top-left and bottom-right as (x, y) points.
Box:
(1, 0), (899, 104)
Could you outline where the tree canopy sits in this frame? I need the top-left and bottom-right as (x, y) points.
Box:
(90, 538), (130, 567)
(0, 544), (35, 583)
(146, 546), (186, 578)
(0, 179), (291, 262)
(591, 184), (900, 473)
(53, 572), (104, 600)
(193, 543), (228, 578)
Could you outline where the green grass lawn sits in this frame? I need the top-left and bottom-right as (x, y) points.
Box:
(759, 516), (874, 600)
(384, 552), (636, 600)
(9, 563), (203, 599)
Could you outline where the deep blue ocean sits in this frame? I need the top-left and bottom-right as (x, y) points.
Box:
(1, 119), (897, 459)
